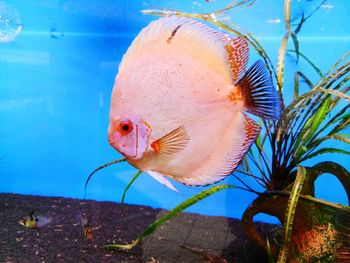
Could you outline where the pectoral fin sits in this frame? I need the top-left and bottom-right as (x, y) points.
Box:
(151, 126), (190, 155)
(147, 170), (179, 192)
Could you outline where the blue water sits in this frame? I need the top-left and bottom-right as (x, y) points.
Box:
(1, 0), (349, 223)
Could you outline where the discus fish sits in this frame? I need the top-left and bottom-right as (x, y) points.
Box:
(77, 211), (93, 240)
(108, 16), (281, 191)
(18, 211), (53, 229)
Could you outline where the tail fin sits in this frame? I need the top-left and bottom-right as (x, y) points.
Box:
(237, 60), (281, 120)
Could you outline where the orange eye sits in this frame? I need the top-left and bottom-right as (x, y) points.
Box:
(119, 120), (133, 135)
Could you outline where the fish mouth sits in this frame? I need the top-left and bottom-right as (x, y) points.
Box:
(108, 134), (139, 160)
(107, 135), (118, 150)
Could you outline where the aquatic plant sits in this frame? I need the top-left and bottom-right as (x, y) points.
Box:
(86, 0), (350, 261)
(104, 184), (236, 250)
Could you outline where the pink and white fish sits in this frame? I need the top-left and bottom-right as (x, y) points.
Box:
(108, 16), (281, 191)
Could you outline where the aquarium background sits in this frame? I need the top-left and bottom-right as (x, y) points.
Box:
(1, 0), (349, 223)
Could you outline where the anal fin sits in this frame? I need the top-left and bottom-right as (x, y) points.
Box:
(175, 114), (261, 187)
(217, 115), (261, 179)
(243, 115), (262, 148)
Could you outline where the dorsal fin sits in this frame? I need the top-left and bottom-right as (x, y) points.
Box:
(225, 37), (249, 84)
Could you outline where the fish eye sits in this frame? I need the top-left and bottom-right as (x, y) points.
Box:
(119, 120), (133, 134)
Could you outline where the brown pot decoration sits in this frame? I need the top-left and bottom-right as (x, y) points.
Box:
(241, 162), (350, 262)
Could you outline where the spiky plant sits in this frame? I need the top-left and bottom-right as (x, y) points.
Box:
(241, 50), (350, 192)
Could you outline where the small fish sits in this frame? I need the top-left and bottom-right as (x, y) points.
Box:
(18, 211), (52, 229)
(108, 16), (281, 191)
(77, 212), (93, 240)
(50, 28), (64, 39)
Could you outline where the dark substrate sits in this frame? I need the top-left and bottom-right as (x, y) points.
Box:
(0, 193), (279, 262)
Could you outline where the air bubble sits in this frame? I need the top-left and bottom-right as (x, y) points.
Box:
(0, 2), (22, 43)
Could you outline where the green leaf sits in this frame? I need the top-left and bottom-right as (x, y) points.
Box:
(288, 50), (323, 77)
(84, 158), (127, 199)
(330, 112), (350, 134)
(333, 134), (350, 144)
(289, 87), (349, 151)
(283, 0), (291, 32)
(256, 130), (262, 149)
(292, 0), (328, 34)
(277, 166), (306, 263)
(290, 32), (299, 63)
(308, 134), (350, 150)
(293, 72), (299, 100)
(318, 88), (350, 103)
(304, 97), (331, 142)
(293, 71), (314, 100)
(277, 32), (291, 91)
(294, 11), (304, 34)
(315, 53), (350, 89)
(316, 92), (350, 137)
(240, 156), (250, 173)
(246, 31), (277, 86)
(300, 148), (350, 163)
(208, 0), (257, 16)
(293, 97), (331, 161)
(121, 170), (142, 205)
(104, 184), (236, 250)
